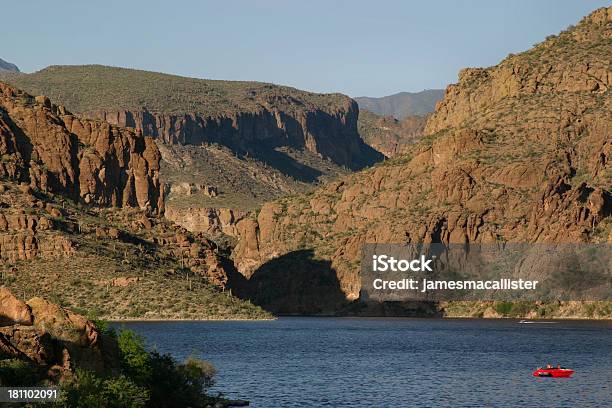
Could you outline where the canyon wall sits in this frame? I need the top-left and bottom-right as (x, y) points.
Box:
(0, 64), (384, 240)
(82, 98), (381, 171)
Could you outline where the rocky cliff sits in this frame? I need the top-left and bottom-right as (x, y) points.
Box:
(85, 100), (380, 171)
(231, 7), (612, 314)
(0, 82), (163, 212)
(1, 66), (383, 235)
(0, 172), (268, 319)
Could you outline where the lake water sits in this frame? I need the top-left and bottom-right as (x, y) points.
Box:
(112, 318), (611, 407)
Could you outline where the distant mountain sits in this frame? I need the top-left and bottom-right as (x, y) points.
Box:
(0, 58), (19, 72)
(355, 89), (444, 119)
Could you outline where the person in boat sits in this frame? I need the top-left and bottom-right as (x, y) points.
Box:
(557, 364), (561, 369)
(546, 364), (552, 369)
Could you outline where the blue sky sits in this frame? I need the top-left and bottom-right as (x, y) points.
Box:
(2, 0), (608, 97)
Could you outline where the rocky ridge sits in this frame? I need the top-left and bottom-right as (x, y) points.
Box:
(86, 100), (379, 172)
(2, 64), (382, 178)
(1, 66), (384, 236)
(230, 7), (612, 314)
(0, 58), (19, 73)
(0, 173), (268, 319)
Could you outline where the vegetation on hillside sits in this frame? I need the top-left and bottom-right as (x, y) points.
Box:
(0, 65), (349, 115)
(0, 181), (271, 320)
(161, 142), (349, 211)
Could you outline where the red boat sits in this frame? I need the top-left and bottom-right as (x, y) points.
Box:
(533, 367), (574, 378)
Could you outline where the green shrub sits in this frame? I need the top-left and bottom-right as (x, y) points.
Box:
(61, 370), (148, 408)
(117, 330), (152, 385)
(179, 357), (217, 392)
(146, 352), (216, 408)
(61, 370), (105, 408)
(494, 301), (513, 316)
(494, 301), (535, 317)
(102, 375), (150, 408)
(115, 329), (217, 407)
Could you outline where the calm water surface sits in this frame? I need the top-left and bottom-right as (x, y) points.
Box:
(112, 318), (611, 407)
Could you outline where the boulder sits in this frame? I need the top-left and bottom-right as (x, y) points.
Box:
(0, 286), (33, 326)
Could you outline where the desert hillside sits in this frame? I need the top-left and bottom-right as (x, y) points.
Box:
(230, 7), (611, 314)
(0, 82), (269, 319)
(1, 65), (383, 233)
(357, 110), (428, 157)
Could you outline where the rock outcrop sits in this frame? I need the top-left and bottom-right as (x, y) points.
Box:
(0, 287), (33, 326)
(0, 175), (264, 317)
(0, 287), (117, 380)
(425, 7), (611, 135)
(231, 7), (612, 313)
(0, 82), (164, 212)
(165, 206), (247, 236)
(0, 201), (76, 262)
(0, 84), (268, 320)
(169, 182), (217, 197)
(3, 64), (383, 173)
(2, 66), (385, 237)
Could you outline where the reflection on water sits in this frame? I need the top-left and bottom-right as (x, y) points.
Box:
(112, 318), (611, 407)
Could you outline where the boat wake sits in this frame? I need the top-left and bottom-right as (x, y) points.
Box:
(518, 320), (558, 324)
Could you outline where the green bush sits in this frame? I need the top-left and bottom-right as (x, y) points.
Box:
(115, 329), (217, 407)
(142, 351), (216, 408)
(494, 301), (514, 316)
(117, 330), (152, 385)
(494, 301), (535, 317)
(61, 370), (148, 408)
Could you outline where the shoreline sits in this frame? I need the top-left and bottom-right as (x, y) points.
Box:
(108, 315), (612, 322)
(108, 317), (278, 322)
